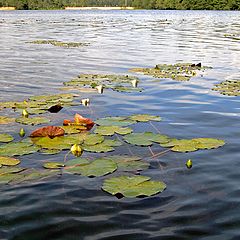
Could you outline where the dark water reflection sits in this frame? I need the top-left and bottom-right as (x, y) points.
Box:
(0, 10), (240, 239)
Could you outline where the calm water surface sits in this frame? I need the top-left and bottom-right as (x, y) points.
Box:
(0, 10), (240, 240)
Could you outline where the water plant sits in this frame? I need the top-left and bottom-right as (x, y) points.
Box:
(212, 79), (240, 96)
(130, 62), (211, 81)
(28, 40), (89, 48)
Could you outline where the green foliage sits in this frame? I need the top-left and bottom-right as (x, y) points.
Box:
(212, 80), (240, 96)
(102, 175), (166, 198)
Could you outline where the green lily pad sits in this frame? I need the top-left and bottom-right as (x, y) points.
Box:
(95, 117), (136, 127)
(82, 139), (121, 153)
(129, 114), (161, 122)
(193, 138), (225, 150)
(0, 156), (20, 166)
(33, 134), (87, 150)
(0, 142), (39, 157)
(0, 167), (25, 175)
(94, 125), (133, 136)
(84, 134), (105, 146)
(65, 159), (117, 177)
(212, 80), (240, 96)
(130, 62), (210, 82)
(0, 116), (15, 125)
(63, 74), (140, 93)
(29, 40), (89, 48)
(16, 117), (50, 125)
(0, 134), (14, 143)
(106, 155), (150, 172)
(43, 162), (65, 169)
(102, 175), (166, 198)
(160, 138), (225, 152)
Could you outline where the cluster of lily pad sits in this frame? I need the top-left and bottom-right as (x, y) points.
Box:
(224, 33), (240, 41)
(29, 40), (89, 48)
(130, 62), (211, 81)
(212, 79), (240, 96)
(63, 74), (142, 93)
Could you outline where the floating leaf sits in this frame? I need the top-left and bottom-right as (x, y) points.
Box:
(30, 126), (65, 138)
(160, 138), (225, 152)
(29, 40), (89, 48)
(84, 134), (104, 146)
(95, 117), (136, 127)
(0, 173), (24, 184)
(0, 167), (25, 176)
(63, 74), (140, 93)
(0, 156), (20, 166)
(192, 138), (225, 150)
(129, 114), (161, 122)
(0, 116), (15, 125)
(82, 138), (122, 153)
(0, 134), (14, 143)
(65, 159), (117, 177)
(130, 62), (210, 82)
(94, 125), (132, 136)
(43, 162), (65, 169)
(16, 117), (50, 125)
(212, 80), (240, 96)
(0, 142), (39, 157)
(32, 134), (86, 150)
(102, 175), (166, 198)
(105, 155), (149, 172)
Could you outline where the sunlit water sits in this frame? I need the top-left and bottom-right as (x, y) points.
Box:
(0, 10), (240, 240)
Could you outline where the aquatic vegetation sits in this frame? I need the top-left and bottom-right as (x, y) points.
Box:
(94, 125), (133, 136)
(0, 116), (15, 125)
(43, 162), (65, 169)
(0, 142), (39, 157)
(0, 134), (14, 143)
(16, 116), (50, 125)
(186, 159), (192, 169)
(30, 126), (65, 138)
(102, 175), (166, 198)
(212, 80), (240, 96)
(0, 93), (79, 115)
(224, 33), (240, 41)
(63, 113), (94, 130)
(63, 74), (142, 93)
(0, 156), (20, 166)
(65, 159), (117, 177)
(130, 62), (211, 81)
(29, 40), (89, 48)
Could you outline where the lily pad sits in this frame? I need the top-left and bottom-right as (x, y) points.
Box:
(0, 173), (24, 184)
(129, 114), (161, 122)
(0, 116), (15, 125)
(32, 134), (86, 150)
(63, 74), (140, 93)
(84, 134), (104, 146)
(29, 40), (89, 48)
(65, 158), (89, 167)
(16, 117), (50, 126)
(0, 167), (25, 176)
(160, 138), (225, 152)
(94, 126), (133, 136)
(0, 134), (14, 143)
(95, 117), (136, 127)
(212, 80), (240, 96)
(0, 142), (39, 157)
(65, 159), (117, 177)
(61, 125), (87, 134)
(102, 175), (166, 198)
(39, 149), (61, 155)
(43, 162), (65, 169)
(131, 62), (210, 82)
(0, 156), (20, 166)
(105, 155), (150, 172)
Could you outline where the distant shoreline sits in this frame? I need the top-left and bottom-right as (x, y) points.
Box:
(65, 7), (134, 10)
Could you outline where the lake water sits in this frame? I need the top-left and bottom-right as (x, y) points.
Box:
(0, 10), (240, 240)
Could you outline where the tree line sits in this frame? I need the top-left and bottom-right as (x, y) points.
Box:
(0, 0), (239, 10)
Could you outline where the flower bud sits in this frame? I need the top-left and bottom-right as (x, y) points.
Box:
(19, 128), (25, 137)
(96, 85), (103, 94)
(71, 144), (83, 157)
(186, 159), (192, 169)
(22, 109), (29, 118)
